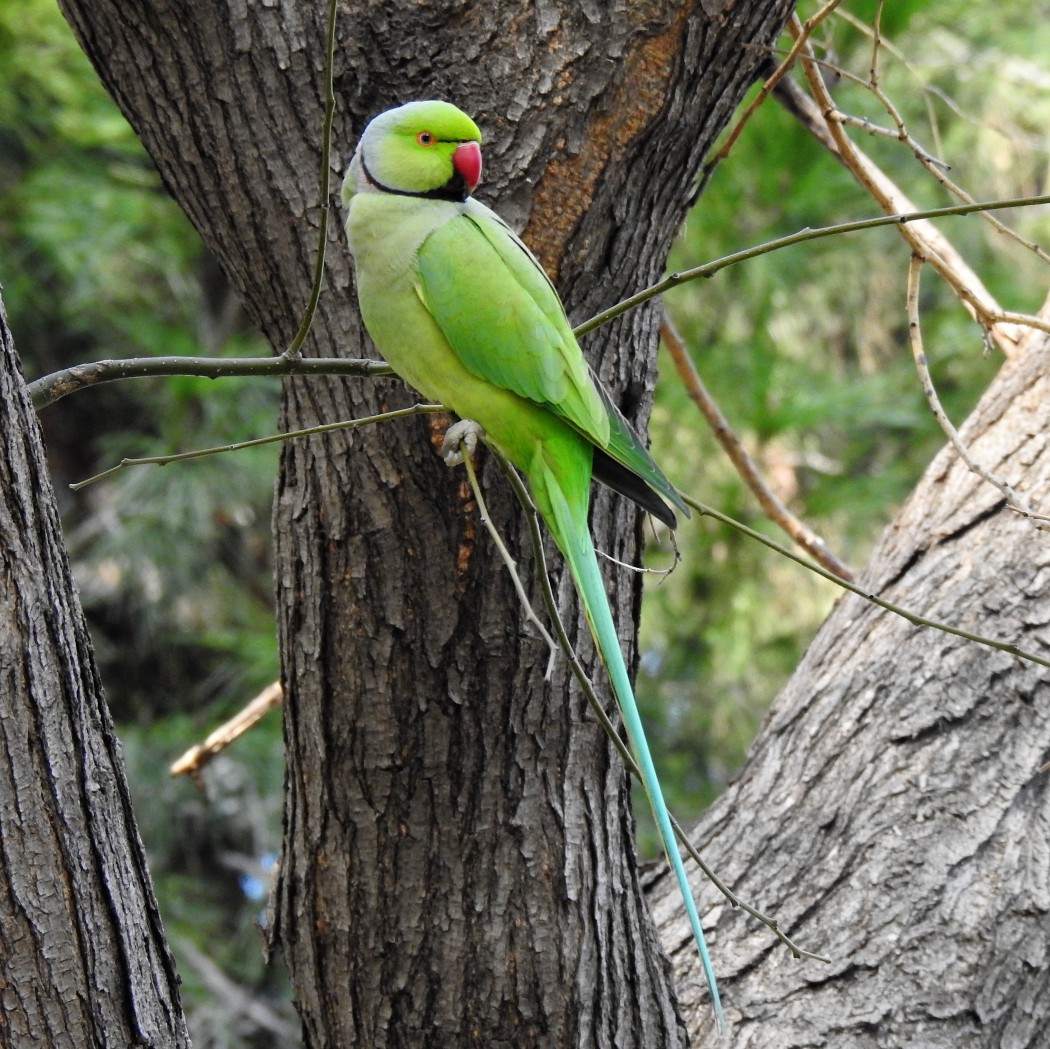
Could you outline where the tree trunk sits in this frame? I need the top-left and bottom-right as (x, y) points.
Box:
(658, 315), (1050, 1045)
(57, 0), (793, 1044)
(0, 294), (190, 1047)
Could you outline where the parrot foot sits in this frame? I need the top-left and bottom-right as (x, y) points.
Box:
(441, 419), (485, 466)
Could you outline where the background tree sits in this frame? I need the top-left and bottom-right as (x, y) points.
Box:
(0, 293), (190, 1047)
(2, 0), (1048, 1046)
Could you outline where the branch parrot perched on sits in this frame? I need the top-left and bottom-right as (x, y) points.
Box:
(343, 100), (722, 1022)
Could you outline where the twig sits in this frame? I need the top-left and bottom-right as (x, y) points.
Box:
(695, 0), (847, 195)
(596, 548), (675, 578)
(69, 403), (445, 490)
(810, 44), (1050, 268)
(573, 194), (1050, 341)
(172, 934), (298, 1040)
(170, 681), (283, 779)
(905, 254), (1046, 529)
(661, 312), (854, 581)
(832, 6), (1047, 158)
(787, 17), (1033, 356)
(29, 354), (393, 410)
(33, 199), (1050, 413)
(684, 494), (1050, 671)
(458, 438), (559, 665)
(831, 110), (949, 170)
(171, 631), (831, 966)
(666, 806), (830, 963)
(868, 0), (885, 89)
(1006, 506), (1050, 525)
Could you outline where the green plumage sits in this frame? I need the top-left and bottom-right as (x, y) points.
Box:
(418, 215), (608, 440)
(344, 100), (722, 1025)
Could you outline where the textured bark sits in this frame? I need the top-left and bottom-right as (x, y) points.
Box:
(57, 1), (794, 1045)
(0, 295), (190, 1047)
(658, 317), (1050, 1045)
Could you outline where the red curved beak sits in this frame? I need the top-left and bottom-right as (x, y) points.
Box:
(452, 141), (482, 195)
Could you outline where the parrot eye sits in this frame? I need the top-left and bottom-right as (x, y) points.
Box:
(417, 130), (435, 146)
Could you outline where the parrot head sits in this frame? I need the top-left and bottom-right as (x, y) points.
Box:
(347, 100), (483, 204)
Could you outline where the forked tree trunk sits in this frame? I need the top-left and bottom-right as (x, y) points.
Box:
(57, 1), (794, 1044)
(0, 295), (190, 1047)
(658, 316), (1050, 1045)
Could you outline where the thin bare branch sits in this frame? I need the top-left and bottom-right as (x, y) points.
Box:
(786, 16), (1030, 356)
(868, 0), (885, 88)
(69, 403), (445, 491)
(574, 193), (1050, 341)
(596, 547), (676, 578)
(830, 109), (949, 169)
(660, 312), (854, 580)
(33, 197), (1050, 415)
(813, 45), (1050, 267)
(696, 0), (846, 195)
(488, 454), (830, 963)
(459, 437), (560, 665)
(684, 494), (1050, 670)
(170, 682), (283, 779)
(29, 353), (393, 410)
(905, 254), (1046, 528)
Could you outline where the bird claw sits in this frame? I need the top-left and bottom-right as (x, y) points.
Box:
(441, 419), (485, 467)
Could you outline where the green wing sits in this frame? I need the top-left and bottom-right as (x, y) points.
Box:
(590, 378), (689, 521)
(416, 200), (687, 521)
(415, 204), (609, 445)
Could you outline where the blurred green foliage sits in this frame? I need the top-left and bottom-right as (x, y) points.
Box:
(2, 0), (1048, 1037)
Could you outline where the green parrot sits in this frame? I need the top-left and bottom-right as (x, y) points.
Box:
(343, 100), (722, 1022)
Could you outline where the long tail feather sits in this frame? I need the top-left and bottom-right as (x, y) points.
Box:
(542, 467), (724, 1026)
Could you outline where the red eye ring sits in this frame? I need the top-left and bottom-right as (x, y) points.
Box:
(416, 130), (435, 146)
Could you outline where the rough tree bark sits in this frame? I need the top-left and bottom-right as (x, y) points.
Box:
(0, 294), (190, 1047)
(657, 315), (1050, 1046)
(57, 1), (793, 1045)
